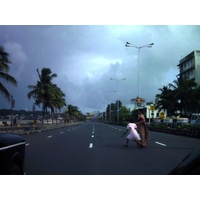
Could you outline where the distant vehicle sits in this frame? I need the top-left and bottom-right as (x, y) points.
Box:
(0, 133), (26, 175)
(163, 117), (173, 127)
(190, 113), (200, 124)
(152, 117), (189, 127)
(176, 117), (189, 126)
(152, 117), (172, 127)
(190, 117), (200, 126)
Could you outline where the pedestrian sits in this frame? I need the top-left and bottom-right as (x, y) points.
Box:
(123, 119), (142, 147)
(136, 110), (150, 147)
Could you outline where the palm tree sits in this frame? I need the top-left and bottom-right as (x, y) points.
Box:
(0, 46), (17, 101)
(67, 105), (80, 121)
(27, 68), (66, 121)
(46, 84), (66, 122)
(169, 77), (197, 115)
(189, 86), (200, 113)
(156, 85), (175, 115)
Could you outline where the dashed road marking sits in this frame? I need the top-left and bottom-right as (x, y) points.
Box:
(47, 135), (52, 139)
(91, 135), (94, 138)
(89, 143), (93, 148)
(25, 143), (30, 146)
(93, 124), (96, 131)
(155, 141), (166, 146)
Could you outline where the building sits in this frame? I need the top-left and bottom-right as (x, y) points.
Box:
(177, 50), (200, 84)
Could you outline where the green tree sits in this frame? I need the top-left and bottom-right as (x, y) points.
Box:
(66, 105), (84, 122)
(188, 86), (200, 113)
(169, 78), (197, 115)
(119, 106), (130, 122)
(156, 78), (198, 116)
(27, 68), (66, 121)
(155, 85), (175, 115)
(0, 46), (17, 101)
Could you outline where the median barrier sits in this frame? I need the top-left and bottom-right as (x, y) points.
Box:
(0, 122), (83, 135)
(105, 122), (200, 139)
(148, 124), (200, 139)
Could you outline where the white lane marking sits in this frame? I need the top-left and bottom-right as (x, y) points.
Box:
(60, 132), (63, 134)
(93, 124), (95, 132)
(25, 143), (30, 146)
(155, 141), (166, 146)
(47, 135), (52, 139)
(91, 135), (94, 138)
(89, 143), (93, 148)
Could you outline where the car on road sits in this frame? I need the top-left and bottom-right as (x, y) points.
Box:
(190, 113), (200, 124)
(190, 117), (200, 126)
(0, 133), (26, 175)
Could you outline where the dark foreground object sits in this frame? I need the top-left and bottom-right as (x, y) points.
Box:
(0, 133), (25, 175)
(168, 147), (200, 175)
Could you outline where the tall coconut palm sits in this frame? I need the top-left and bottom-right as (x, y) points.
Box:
(27, 68), (66, 120)
(169, 77), (197, 115)
(67, 105), (81, 121)
(156, 85), (174, 115)
(0, 46), (17, 101)
(46, 84), (66, 122)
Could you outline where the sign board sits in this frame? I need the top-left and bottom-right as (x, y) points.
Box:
(150, 104), (155, 111)
(160, 112), (165, 120)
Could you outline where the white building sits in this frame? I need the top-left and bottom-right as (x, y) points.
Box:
(177, 50), (200, 84)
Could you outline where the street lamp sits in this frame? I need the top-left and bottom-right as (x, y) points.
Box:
(125, 42), (154, 105)
(110, 78), (126, 122)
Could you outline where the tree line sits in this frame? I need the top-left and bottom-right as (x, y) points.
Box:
(2, 45), (200, 121)
(0, 46), (85, 122)
(102, 100), (138, 123)
(102, 78), (200, 122)
(156, 77), (200, 117)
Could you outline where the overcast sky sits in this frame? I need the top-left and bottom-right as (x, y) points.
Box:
(0, 25), (200, 113)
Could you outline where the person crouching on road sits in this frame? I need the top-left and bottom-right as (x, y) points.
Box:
(123, 119), (142, 148)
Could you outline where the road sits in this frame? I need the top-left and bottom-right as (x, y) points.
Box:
(23, 122), (200, 175)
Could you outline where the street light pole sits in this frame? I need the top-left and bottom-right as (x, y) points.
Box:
(110, 78), (126, 122)
(10, 95), (15, 132)
(125, 42), (154, 105)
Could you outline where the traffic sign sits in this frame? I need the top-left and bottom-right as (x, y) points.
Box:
(150, 104), (155, 111)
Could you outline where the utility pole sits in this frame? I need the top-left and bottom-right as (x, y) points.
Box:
(10, 95), (15, 131)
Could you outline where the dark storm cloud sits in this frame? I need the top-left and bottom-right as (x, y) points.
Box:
(1, 25), (200, 113)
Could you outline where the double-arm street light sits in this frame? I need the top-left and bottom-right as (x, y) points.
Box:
(125, 42), (154, 106)
(110, 78), (126, 122)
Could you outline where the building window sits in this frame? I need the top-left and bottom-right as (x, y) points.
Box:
(196, 51), (200, 56)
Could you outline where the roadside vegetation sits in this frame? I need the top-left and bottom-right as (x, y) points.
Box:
(156, 77), (200, 117)
(1, 45), (200, 125)
(0, 45), (85, 123)
(0, 46), (17, 101)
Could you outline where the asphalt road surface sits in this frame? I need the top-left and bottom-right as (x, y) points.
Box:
(23, 122), (200, 175)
